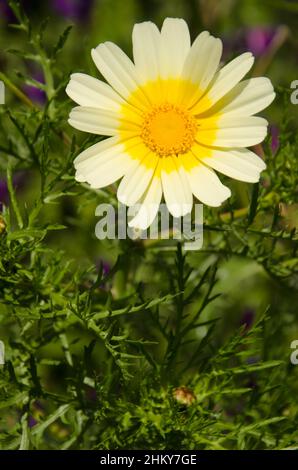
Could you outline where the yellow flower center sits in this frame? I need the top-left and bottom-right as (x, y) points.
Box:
(141, 103), (198, 157)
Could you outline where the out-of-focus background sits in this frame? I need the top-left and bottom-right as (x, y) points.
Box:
(0, 0), (297, 450)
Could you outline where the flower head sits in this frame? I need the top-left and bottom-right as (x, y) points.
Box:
(173, 386), (196, 406)
(66, 18), (275, 229)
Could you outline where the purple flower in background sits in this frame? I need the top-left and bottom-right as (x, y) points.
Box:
(0, 0), (33, 23)
(95, 259), (111, 289)
(23, 70), (46, 105)
(245, 27), (276, 57)
(51, 0), (93, 22)
(269, 125), (280, 155)
(27, 400), (45, 427)
(223, 26), (278, 60)
(247, 356), (260, 365)
(240, 308), (255, 331)
(0, 172), (26, 210)
(85, 386), (97, 403)
(0, 179), (9, 208)
(246, 377), (258, 390)
(28, 416), (38, 428)
(0, 0), (16, 22)
(102, 261), (110, 277)
(95, 258), (110, 276)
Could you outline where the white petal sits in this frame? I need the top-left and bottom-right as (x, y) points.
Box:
(161, 157), (193, 217)
(132, 21), (160, 83)
(68, 106), (121, 135)
(187, 159), (231, 206)
(199, 147), (266, 183)
(193, 52), (255, 114)
(74, 135), (120, 167)
(197, 116), (268, 147)
(91, 42), (142, 101)
(75, 137), (138, 188)
(77, 155), (136, 189)
(182, 31), (210, 78)
(85, 155), (136, 188)
(200, 77), (275, 118)
(117, 153), (158, 206)
(182, 32), (222, 106)
(159, 18), (191, 78)
(66, 73), (124, 110)
(75, 173), (87, 183)
(128, 175), (162, 230)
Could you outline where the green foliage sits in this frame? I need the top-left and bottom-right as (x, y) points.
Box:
(0, 0), (297, 450)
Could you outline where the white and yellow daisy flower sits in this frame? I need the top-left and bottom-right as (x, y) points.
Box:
(66, 18), (275, 230)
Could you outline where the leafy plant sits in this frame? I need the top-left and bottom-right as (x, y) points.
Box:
(0, 0), (297, 450)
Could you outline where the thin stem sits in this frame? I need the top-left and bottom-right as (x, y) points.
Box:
(7, 164), (23, 229)
(0, 72), (35, 109)
(162, 243), (185, 377)
(33, 42), (55, 118)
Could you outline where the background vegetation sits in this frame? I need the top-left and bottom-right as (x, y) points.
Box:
(0, 0), (297, 450)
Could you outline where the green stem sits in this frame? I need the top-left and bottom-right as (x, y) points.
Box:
(39, 55), (55, 101)
(0, 72), (35, 108)
(162, 243), (185, 378)
(7, 164), (23, 229)
(35, 46), (55, 118)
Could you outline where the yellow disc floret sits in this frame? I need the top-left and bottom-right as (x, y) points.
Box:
(141, 103), (198, 157)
